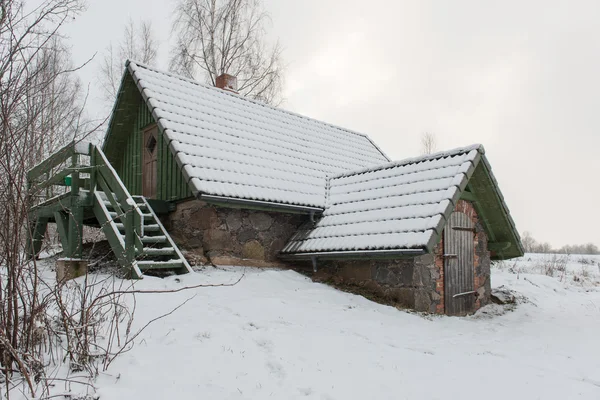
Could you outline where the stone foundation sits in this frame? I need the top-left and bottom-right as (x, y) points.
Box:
(164, 198), (491, 315)
(311, 253), (442, 313)
(165, 199), (307, 267)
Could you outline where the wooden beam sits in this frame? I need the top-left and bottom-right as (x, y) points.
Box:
(26, 218), (48, 259)
(460, 191), (477, 202)
(28, 142), (74, 181)
(53, 211), (69, 251)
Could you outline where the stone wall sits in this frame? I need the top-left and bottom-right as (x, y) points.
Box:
(311, 199), (491, 315)
(313, 254), (442, 313)
(165, 199), (307, 267)
(164, 198), (491, 315)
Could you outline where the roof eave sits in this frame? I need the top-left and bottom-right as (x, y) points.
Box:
(279, 248), (426, 260)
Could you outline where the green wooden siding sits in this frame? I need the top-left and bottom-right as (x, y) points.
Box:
(115, 101), (190, 201)
(157, 127), (191, 201)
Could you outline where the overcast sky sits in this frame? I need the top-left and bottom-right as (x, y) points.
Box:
(62, 0), (600, 249)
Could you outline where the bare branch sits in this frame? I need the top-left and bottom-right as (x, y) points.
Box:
(170, 0), (284, 105)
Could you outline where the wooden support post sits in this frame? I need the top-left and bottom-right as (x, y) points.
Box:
(27, 217), (48, 259)
(89, 146), (97, 197)
(54, 211), (70, 251)
(67, 153), (83, 259)
(124, 210), (136, 265)
(67, 204), (84, 259)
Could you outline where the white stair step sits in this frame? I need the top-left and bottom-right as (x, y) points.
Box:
(109, 211), (152, 220)
(103, 200), (148, 210)
(140, 235), (167, 244)
(142, 247), (175, 256)
(137, 260), (184, 270)
(116, 223), (160, 232)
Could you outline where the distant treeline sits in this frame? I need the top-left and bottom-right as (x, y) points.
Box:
(521, 231), (599, 255)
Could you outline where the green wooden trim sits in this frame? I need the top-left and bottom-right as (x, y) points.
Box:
(26, 218), (48, 259)
(31, 169), (72, 192)
(488, 242), (512, 252)
(460, 190), (477, 202)
(53, 211), (69, 250)
(66, 201), (84, 259)
(28, 142), (75, 181)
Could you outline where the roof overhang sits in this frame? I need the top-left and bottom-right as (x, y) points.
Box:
(198, 194), (323, 215)
(279, 248), (426, 261)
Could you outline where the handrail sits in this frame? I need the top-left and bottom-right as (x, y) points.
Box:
(28, 143), (145, 261)
(92, 146), (145, 255)
(27, 141), (90, 182)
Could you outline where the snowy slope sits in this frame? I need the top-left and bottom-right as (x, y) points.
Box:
(24, 255), (600, 399)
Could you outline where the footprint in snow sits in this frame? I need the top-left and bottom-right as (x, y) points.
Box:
(254, 337), (273, 352)
(194, 331), (211, 342)
(242, 322), (260, 331)
(266, 360), (286, 379)
(298, 387), (313, 396)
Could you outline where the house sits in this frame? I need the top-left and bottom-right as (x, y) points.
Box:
(29, 61), (523, 316)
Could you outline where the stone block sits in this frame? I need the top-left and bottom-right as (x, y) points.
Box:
(190, 207), (219, 230)
(203, 229), (233, 251)
(56, 259), (87, 283)
(414, 290), (432, 312)
(249, 213), (273, 231)
(237, 228), (256, 243)
(225, 210), (243, 231)
(242, 240), (265, 260)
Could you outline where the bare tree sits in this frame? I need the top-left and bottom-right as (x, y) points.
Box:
(0, 0), (94, 395)
(421, 132), (437, 155)
(170, 0), (284, 105)
(521, 231), (537, 253)
(98, 18), (157, 104)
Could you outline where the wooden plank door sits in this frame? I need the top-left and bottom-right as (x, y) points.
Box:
(444, 211), (475, 316)
(142, 126), (158, 199)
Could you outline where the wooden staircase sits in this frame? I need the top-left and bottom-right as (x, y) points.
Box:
(94, 192), (191, 277)
(27, 141), (192, 278)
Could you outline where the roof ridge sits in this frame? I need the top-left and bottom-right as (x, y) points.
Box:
(330, 144), (484, 180)
(126, 60), (388, 159)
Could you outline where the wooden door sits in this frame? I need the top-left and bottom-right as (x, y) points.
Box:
(142, 126), (158, 199)
(444, 211), (475, 316)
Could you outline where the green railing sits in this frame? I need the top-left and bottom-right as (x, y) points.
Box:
(27, 141), (144, 263)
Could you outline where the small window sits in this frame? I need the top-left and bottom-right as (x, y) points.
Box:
(146, 135), (157, 154)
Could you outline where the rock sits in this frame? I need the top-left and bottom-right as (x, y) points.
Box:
(189, 207), (219, 230)
(225, 210), (242, 231)
(414, 290), (432, 312)
(490, 287), (516, 305)
(242, 240), (265, 260)
(249, 213), (272, 231)
(203, 229), (232, 251)
(237, 228), (255, 243)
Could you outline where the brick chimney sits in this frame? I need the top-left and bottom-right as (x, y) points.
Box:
(215, 73), (238, 93)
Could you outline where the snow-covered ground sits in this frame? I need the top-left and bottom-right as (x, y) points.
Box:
(23, 254), (600, 399)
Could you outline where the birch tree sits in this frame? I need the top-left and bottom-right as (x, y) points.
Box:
(170, 0), (284, 105)
(98, 18), (158, 103)
(421, 132), (437, 155)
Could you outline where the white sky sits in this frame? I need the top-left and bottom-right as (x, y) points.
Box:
(62, 0), (600, 249)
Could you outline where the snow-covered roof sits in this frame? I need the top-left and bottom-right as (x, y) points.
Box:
(281, 145), (484, 254)
(126, 61), (389, 208)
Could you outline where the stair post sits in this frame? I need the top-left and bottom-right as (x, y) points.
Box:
(66, 152), (83, 259)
